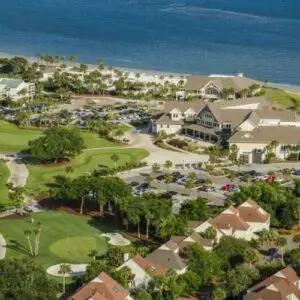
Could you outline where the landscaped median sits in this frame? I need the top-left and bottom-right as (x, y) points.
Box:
(26, 148), (149, 195)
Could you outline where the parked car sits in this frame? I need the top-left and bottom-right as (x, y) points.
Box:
(265, 175), (276, 182)
(221, 184), (236, 191)
(198, 185), (216, 192)
(156, 175), (164, 181)
(266, 248), (278, 257)
(130, 181), (140, 187)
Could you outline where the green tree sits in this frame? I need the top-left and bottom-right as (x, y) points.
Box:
(180, 198), (210, 221)
(110, 153), (120, 168)
(178, 271), (201, 296)
(200, 227), (217, 240)
(243, 248), (259, 268)
(275, 236), (287, 265)
(285, 248), (300, 265)
(188, 244), (221, 283)
(293, 234), (300, 243)
(215, 236), (250, 269)
(221, 265), (259, 297)
(212, 286), (227, 300)
(145, 174), (154, 188)
(24, 229), (34, 256)
(164, 173), (173, 191)
(28, 127), (84, 163)
(84, 260), (110, 282)
(152, 163), (161, 173)
(58, 263), (71, 294)
(110, 266), (133, 289)
(184, 178), (195, 196)
(164, 160), (173, 171)
(135, 290), (153, 300)
(0, 258), (58, 300)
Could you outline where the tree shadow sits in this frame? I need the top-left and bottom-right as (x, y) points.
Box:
(6, 239), (31, 256)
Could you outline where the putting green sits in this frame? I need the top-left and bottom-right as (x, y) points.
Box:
(49, 236), (108, 262)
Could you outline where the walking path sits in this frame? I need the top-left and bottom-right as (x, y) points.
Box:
(6, 158), (29, 187)
(0, 234), (6, 260)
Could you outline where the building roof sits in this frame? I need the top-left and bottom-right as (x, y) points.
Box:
(184, 75), (260, 91)
(170, 233), (214, 250)
(257, 108), (297, 122)
(156, 114), (184, 125)
(247, 266), (300, 300)
(0, 78), (23, 89)
(211, 207), (250, 232)
(229, 126), (300, 144)
(237, 200), (270, 223)
(163, 100), (205, 114)
(132, 255), (167, 275)
(146, 249), (186, 271)
(69, 272), (129, 300)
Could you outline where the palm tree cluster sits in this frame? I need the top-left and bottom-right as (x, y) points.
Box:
(24, 222), (42, 257)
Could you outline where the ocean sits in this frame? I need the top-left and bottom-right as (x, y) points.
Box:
(0, 0), (300, 84)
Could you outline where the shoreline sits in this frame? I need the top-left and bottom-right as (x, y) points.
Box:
(1, 51), (300, 95)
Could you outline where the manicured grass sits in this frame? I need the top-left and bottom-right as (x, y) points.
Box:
(0, 211), (109, 268)
(26, 148), (149, 194)
(0, 161), (10, 207)
(0, 121), (42, 152)
(264, 87), (300, 109)
(0, 121), (119, 152)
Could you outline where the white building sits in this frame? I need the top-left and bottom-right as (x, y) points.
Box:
(0, 78), (35, 101)
(117, 255), (167, 289)
(192, 200), (270, 242)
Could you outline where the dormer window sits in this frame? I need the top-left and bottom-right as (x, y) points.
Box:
(222, 123), (231, 129)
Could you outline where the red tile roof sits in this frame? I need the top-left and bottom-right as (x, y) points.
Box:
(69, 272), (129, 300)
(132, 255), (167, 275)
(237, 200), (270, 223)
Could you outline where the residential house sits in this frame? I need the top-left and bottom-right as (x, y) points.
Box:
(244, 266), (300, 300)
(146, 242), (187, 274)
(192, 200), (270, 242)
(0, 78), (35, 101)
(117, 255), (167, 289)
(180, 73), (261, 100)
(69, 271), (133, 300)
(169, 232), (214, 252)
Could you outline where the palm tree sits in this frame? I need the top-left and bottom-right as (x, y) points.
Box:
(34, 222), (41, 256)
(164, 160), (173, 172)
(24, 230), (34, 256)
(145, 175), (154, 188)
(187, 171), (198, 183)
(282, 168), (292, 181)
(110, 153), (120, 168)
(58, 263), (71, 294)
(89, 249), (98, 261)
(184, 178), (194, 197)
(243, 248), (259, 268)
(152, 163), (161, 173)
(164, 173), (173, 191)
(275, 237), (287, 266)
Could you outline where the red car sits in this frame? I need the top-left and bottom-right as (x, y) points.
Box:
(221, 184), (236, 191)
(265, 175), (276, 182)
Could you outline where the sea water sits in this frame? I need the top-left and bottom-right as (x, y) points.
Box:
(0, 0), (299, 84)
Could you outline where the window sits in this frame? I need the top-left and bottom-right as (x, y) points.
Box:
(167, 124), (170, 128)
(222, 123), (231, 129)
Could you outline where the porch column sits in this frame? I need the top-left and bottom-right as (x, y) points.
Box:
(193, 130), (195, 137)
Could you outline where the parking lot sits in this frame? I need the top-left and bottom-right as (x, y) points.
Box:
(121, 166), (299, 214)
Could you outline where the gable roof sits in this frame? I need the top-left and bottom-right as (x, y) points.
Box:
(184, 75), (260, 92)
(132, 255), (167, 275)
(229, 126), (300, 144)
(69, 272), (129, 300)
(247, 266), (300, 300)
(237, 200), (270, 223)
(146, 249), (186, 271)
(163, 101), (205, 114)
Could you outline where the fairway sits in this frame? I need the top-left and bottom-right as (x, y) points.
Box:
(0, 211), (109, 267)
(0, 121), (119, 152)
(26, 148), (149, 194)
(0, 161), (10, 207)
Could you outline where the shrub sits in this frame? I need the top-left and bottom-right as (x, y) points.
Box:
(293, 234), (300, 243)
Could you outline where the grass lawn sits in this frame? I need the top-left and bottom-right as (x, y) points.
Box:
(0, 161), (10, 207)
(0, 121), (119, 152)
(26, 148), (149, 195)
(264, 87), (300, 109)
(0, 211), (109, 268)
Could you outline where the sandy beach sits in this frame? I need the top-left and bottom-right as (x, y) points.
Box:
(1, 51), (300, 95)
